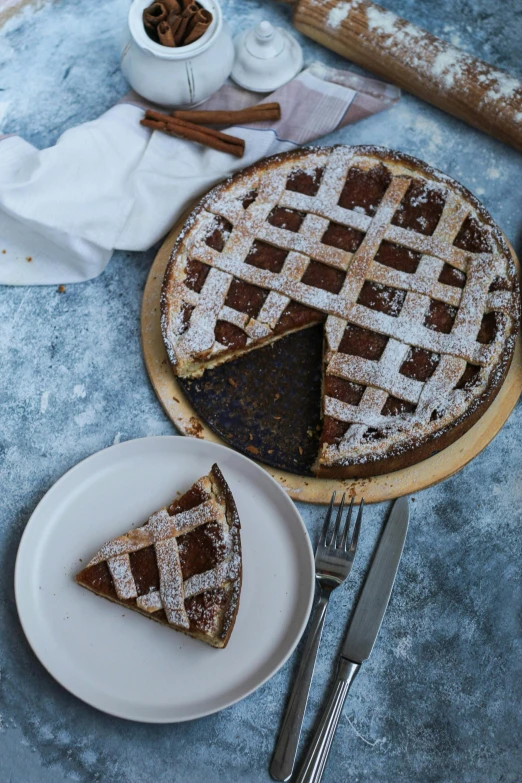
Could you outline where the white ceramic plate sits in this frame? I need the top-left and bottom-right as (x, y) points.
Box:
(15, 436), (314, 723)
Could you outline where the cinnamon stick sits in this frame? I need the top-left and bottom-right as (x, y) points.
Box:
(141, 114), (245, 157)
(174, 14), (190, 44)
(162, 0), (181, 12)
(168, 11), (182, 37)
(184, 8), (212, 44)
(157, 20), (176, 46)
(171, 102), (281, 125)
(181, 2), (198, 16)
(143, 2), (167, 32)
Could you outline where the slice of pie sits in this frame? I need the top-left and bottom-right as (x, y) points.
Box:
(76, 464), (241, 648)
(161, 145), (520, 478)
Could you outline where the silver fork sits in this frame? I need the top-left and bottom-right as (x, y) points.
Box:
(270, 493), (364, 782)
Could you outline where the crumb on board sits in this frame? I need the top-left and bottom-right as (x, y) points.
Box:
(26, 256), (33, 262)
(58, 285), (66, 293)
(186, 417), (204, 438)
(228, 378), (238, 388)
(246, 445), (259, 455)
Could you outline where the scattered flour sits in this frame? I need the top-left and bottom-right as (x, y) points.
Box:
(487, 167), (501, 180)
(346, 716), (387, 748)
(40, 391), (49, 414)
(327, 1), (352, 30)
(366, 5), (399, 35)
(486, 73), (519, 101)
(113, 432), (122, 444)
(73, 383), (86, 398)
(395, 635), (413, 660)
(447, 31), (462, 47)
(74, 406), (96, 427)
(431, 49), (465, 89)
(0, 101), (11, 124)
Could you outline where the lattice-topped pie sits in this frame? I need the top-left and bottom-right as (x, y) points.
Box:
(161, 146), (520, 477)
(76, 464), (241, 648)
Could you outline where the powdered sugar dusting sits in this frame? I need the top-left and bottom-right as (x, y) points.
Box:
(162, 145), (519, 473)
(327, 1), (354, 30)
(155, 537), (189, 628)
(136, 591), (162, 613)
(107, 554), (137, 600)
(183, 553), (241, 600)
(327, 1), (522, 113)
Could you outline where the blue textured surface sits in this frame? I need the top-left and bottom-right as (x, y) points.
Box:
(1, 1), (521, 781)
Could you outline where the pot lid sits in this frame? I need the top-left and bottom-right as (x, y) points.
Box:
(231, 21), (303, 93)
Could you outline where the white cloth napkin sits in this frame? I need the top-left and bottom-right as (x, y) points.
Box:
(0, 63), (399, 285)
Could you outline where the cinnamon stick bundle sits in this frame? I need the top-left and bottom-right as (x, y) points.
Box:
(141, 111), (245, 157)
(171, 102), (281, 125)
(143, 0), (212, 47)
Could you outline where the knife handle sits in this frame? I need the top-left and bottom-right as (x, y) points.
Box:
(270, 589), (331, 781)
(294, 657), (359, 783)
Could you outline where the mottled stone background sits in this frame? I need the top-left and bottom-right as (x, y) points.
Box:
(1, 1), (521, 781)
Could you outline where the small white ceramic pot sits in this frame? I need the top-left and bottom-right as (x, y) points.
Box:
(121, 0), (234, 107)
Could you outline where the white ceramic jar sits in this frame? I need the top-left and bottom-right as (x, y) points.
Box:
(121, 0), (235, 107)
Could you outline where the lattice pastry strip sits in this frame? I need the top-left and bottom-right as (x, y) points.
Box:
(337, 177), (412, 307)
(107, 554), (137, 601)
(366, 261), (462, 308)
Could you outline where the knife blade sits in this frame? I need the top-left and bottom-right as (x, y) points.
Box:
(294, 496), (410, 783)
(342, 494), (409, 663)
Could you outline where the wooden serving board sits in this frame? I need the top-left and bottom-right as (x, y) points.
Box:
(141, 218), (522, 505)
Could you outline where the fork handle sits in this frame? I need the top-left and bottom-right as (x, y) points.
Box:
(294, 657), (360, 783)
(270, 589), (331, 781)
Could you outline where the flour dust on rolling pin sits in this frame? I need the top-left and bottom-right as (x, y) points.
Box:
(291, 0), (522, 151)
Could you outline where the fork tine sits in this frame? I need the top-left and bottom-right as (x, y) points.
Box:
(328, 493), (345, 547)
(340, 497), (355, 549)
(348, 498), (364, 554)
(318, 491), (336, 548)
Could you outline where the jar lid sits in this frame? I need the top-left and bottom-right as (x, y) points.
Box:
(231, 21), (303, 93)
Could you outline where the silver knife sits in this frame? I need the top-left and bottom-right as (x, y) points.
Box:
(294, 496), (409, 783)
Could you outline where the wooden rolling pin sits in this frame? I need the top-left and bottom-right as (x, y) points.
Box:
(283, 0), (522, 152)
